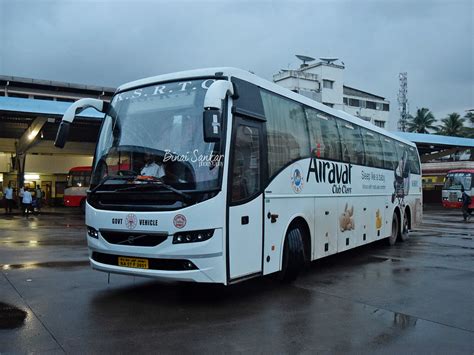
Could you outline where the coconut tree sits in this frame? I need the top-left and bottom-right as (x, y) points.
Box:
(438, 113), (465, 137)
(465, 111), (474, 125)
(406, 108), (437, 133)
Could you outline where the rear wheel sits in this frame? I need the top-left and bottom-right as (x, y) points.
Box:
(279, 227), (305, 282)
(399, 209), (409, 241)
(388, 212), (399, 246)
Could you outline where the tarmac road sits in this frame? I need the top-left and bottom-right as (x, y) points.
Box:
(0, 206), (473, 354)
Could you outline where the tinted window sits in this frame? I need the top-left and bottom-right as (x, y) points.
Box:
(338, 120), (365, 165)
(306, 108), (341, 161)
(231, 124), (261, 202)
(362, 129), (384, 168)
(407, 146), (421, 175)
(261, 90), (310, 176)
(382, 137), (398, 170)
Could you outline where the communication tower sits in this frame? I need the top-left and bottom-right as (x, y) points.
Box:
(397, 72), (408, 132)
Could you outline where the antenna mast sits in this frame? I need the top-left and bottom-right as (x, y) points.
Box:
(397, 72), (408, 132)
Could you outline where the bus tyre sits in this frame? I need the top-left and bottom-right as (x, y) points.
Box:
(80, 199), (86, 213)
(399, 210), (409, 242)
(388, 213), (399, 246)
(279, 227), (305, 283)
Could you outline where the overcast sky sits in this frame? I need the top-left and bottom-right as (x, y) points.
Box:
(0, 0), (472, 130)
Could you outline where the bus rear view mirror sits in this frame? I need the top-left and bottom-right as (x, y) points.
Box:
(54, 98), (108, 148)
(54, 121), (71, 148)
(203, 109), (221, 142)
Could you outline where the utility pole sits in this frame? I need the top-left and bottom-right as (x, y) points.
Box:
(397, 72), (408, 132)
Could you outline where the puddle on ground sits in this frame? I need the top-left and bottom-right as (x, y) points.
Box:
(1, 260), (89, 270)
(0, 302), (27, 329)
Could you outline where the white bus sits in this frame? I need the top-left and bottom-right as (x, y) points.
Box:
(55, 68), (422, 284)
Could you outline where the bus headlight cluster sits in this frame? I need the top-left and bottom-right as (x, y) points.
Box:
(87, 226), (99, 239)
(173, 229), (214, 244)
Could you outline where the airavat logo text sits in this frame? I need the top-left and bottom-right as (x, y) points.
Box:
(306, 158), (353, 194)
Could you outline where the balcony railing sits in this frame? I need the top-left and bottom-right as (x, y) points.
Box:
(273, 70), (318, 82)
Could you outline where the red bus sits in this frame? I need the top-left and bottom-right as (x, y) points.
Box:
(64, 166), (92, 210)
(442, 169), (474, 209)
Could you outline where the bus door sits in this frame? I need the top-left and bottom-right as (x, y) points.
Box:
(228, 117), (264, 280)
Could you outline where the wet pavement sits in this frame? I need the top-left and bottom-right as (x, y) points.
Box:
(0, 206), (473, 354)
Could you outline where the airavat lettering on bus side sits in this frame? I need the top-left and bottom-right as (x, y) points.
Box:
(55, 67), (422, 285)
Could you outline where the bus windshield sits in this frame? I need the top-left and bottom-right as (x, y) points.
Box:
(67, 170), (91, 187)
(92, 79), (224, 191)
(443, 172), (472, 190)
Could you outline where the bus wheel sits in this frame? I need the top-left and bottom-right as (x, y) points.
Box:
(80, 199), (86, 213)
(399, 210), (409, 242)
(279, 227), (305, 283)
(388, 213), (399, 246)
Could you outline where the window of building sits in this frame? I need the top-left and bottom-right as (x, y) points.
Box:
(323, 80), (334, 89)
(55, 97), (76, 103)
(260, 90), (310, 177)
(366, 101), (376, 110)
(383, 103), (390, 111)
(374, 120), (385, 128)
(33, 96), (54, 101)
(348, 98), (360, 107)
(323, 102), (334, 108)
(7, 93), (29, 99)
(343, 97), (348, 105)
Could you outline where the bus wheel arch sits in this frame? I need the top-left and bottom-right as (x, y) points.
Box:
(399, 206), (411, 242)
(388, 207), (401, 246)
(279, 217), (311, 282)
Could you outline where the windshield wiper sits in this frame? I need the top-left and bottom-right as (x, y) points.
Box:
(114, 177), (192, 200)
(89, 174), (135, 194)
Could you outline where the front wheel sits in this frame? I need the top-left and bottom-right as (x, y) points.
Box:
(279, 227), (305, 283)
(388, 212), (399, 246)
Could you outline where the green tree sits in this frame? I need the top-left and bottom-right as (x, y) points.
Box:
(464, 111), (474, 125)
(406, 108), (437, 133)
(438, 112), (465, 137)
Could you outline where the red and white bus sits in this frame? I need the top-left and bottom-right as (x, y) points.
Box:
(442, 169), (474, 209)
(64, 166), (92, 210)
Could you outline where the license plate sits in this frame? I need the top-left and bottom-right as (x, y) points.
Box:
(118, 257), (149, 269)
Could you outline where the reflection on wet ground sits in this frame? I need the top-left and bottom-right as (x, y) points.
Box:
(0, 207), (473, 353)
(0, 302), (27, 329)
(1, 260), (89, 270)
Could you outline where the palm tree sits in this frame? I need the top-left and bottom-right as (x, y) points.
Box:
(406, 108), (437, 133)
(438, 113), (465, 137)
(464, 111), (474, 126)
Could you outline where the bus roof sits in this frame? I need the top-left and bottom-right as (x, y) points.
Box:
(116, 67), (417, 149)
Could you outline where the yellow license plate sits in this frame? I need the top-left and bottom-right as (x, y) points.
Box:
(118, 257), (149, 269)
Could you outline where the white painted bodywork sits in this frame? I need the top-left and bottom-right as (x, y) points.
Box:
(85, 67), (422, 285)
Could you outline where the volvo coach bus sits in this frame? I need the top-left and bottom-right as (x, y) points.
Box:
(55, 68), (422, 284)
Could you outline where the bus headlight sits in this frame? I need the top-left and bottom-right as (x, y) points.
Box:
(87, 226), (99, 239)
(173, 229), (214, 244)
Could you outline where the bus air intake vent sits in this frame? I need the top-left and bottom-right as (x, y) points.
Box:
(99, 230), (168, 247)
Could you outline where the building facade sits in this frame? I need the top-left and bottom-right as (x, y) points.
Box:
(273, 59), (390, 129)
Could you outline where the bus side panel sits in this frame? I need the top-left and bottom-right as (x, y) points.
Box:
(263, 195), (314, 275)
(313, 197), (338, 259)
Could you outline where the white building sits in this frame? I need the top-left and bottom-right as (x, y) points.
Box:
(273, 58), (390, 129)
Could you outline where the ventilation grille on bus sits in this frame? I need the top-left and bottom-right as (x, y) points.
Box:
(99, 230), (168, 247)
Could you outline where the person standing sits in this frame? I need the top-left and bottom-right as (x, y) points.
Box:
(22, 187), (33, 218)
(4, 182), (14, 215)
(35, 185), (42, 213)
(461, 186), (472, 222)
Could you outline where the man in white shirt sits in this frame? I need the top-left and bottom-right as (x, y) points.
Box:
(141, 154), (165, 178)
(22, 187), (33, 218)
(4, 182), (14, 215)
